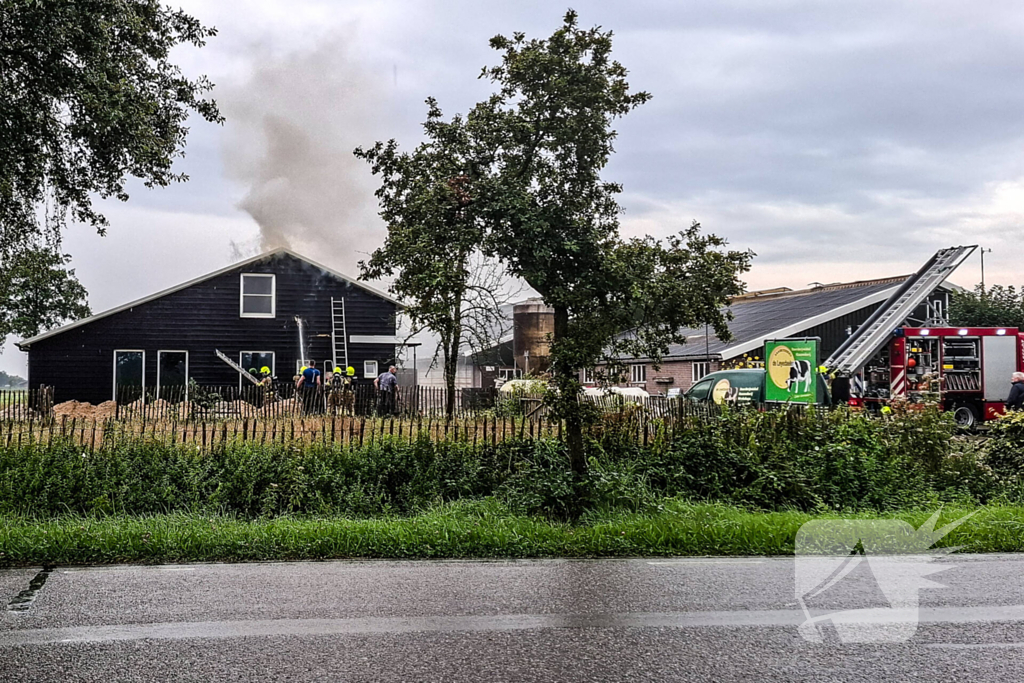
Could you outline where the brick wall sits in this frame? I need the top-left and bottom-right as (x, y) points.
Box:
(594, 359), (721, 395)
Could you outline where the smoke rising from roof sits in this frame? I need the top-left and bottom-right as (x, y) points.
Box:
(221, 34), (392, 277)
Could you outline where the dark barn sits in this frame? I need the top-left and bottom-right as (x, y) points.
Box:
(17, 250), (403, 404)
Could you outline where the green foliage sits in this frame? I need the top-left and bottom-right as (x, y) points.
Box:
(949, 284), (1024, 328)
(464, 12), (752, 473)
(0, 0), (221, 334)
(1, 246), (89, 344)
(981, 411), (1024, 489)
(357, 101), (507, 415)
(0, 371), (27, 389)
(0, 408), (1015, 522)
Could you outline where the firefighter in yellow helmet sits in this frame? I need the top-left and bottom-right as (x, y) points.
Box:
(258, 365), (275, 406)
(327, 365), (356, 415)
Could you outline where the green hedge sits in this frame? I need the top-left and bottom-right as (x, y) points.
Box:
(0, 407), (1013, 519)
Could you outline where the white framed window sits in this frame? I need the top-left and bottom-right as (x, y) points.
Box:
(499, 368), (523, 381)
(240, 351), (275, 388)
(157, 351), (188, 396)
(630, 364), (646, 384)
(364, 360), (378, 378)
(692, 361), (710, 383)
(240, 273), (276, 318)
(581, 368), (595, 384)
(113, 350), (145, 401)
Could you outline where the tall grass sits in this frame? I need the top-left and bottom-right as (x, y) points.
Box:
(2, 501), (1021, 566)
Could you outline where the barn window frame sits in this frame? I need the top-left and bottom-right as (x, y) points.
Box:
(112, 349), (145, 401)
(692, 361), (710, 383)
(239, 351), (275, 389)
(157, 350), (189, 396)
(364, 360), (378, 379)
(240, 273), (276, 318)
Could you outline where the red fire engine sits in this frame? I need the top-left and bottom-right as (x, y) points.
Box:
(854, 326), (1024, 427)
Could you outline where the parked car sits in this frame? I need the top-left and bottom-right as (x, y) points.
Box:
(681, 368), (831, 407)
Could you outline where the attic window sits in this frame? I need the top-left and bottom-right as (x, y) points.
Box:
(240, 274), (275, 318)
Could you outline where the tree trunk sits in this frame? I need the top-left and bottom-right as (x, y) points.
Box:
(553, 305), (586, 476)
(444, 326), (460, 418)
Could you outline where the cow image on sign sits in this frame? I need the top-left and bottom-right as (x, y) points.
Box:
(788, 361), (812, 393)
(765, 339), (820, 404)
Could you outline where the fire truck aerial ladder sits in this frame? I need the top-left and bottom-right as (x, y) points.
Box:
(824, 245), (977, 376)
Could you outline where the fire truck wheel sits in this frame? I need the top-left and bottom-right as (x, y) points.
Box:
(952, 404), (978, 430)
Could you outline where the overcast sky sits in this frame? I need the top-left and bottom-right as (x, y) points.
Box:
(5, 0), (1024, 375)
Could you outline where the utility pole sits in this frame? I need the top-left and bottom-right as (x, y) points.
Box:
(980, 247), (992, 293)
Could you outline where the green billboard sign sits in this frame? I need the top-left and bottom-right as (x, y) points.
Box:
(765, 338), (819, 404)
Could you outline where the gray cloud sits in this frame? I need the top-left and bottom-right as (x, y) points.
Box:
(6, 0), (1024, 376)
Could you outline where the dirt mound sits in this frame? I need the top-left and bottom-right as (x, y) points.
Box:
(95, 401), (118, 420)
(54, 400), (97, 419)
(0, 405), (37, 420)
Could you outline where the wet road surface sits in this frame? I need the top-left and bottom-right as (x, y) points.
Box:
(5, 555), (1024, 681)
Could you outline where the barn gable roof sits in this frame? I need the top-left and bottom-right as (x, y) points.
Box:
(17, 248), (402, 349)
(622, 275), (960, 362)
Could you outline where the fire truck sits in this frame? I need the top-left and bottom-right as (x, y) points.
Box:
(851, 326), (1024, 428)
(823, 245), (1023, 427)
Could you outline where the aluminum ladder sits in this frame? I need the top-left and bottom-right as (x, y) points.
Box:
(824, 245), (977, 375)
(331, 298), (349, 373)
(215, 349), (261, 385)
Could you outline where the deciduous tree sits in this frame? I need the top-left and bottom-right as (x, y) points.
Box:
(2, 246), (90, 346)
(469, 11), (752, 476)
(0, 0), (221, 334)
(949, 284), (1024, 329)
(357, 101), (514, 416)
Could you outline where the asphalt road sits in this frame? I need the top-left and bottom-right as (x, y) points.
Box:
(5, 554), (1024, 681)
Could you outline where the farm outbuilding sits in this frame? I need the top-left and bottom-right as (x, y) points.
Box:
(16, 249), (403, 404)
(611, 275), (961, 394)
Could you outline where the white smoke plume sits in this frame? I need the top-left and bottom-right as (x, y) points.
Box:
(221, 33), (393, 277)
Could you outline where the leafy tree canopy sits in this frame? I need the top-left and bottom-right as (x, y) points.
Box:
(0, 0), (221, 343)
(949, 285), (1024, 329)
(465, 11), (752, 474)
(357, 100), (508, 415)
(0, 0), (222, 254)
(0, 371), (27, 388)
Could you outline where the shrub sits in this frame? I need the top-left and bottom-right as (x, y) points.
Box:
(0, 406), (1006, 519)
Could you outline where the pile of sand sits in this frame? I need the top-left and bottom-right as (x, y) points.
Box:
(266, 398), (300, 416)
(53, 400), (97, 419)
(0, 405), (38, 420)
(53, 400), (120, 421)
(95, 401), (118, 420)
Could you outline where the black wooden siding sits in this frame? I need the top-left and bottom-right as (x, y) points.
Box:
(25, 253), (399, 404)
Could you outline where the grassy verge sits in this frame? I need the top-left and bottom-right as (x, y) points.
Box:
(3, 500), (1024, 567)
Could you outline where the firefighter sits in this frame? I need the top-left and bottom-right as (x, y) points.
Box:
(326, 367), (347, 415)
(259, 366), (275, 405)
(343, 366), (356, 415)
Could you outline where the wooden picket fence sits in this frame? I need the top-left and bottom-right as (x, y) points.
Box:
(1, 385), (702, 423)
(0, 401), (725, 454)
